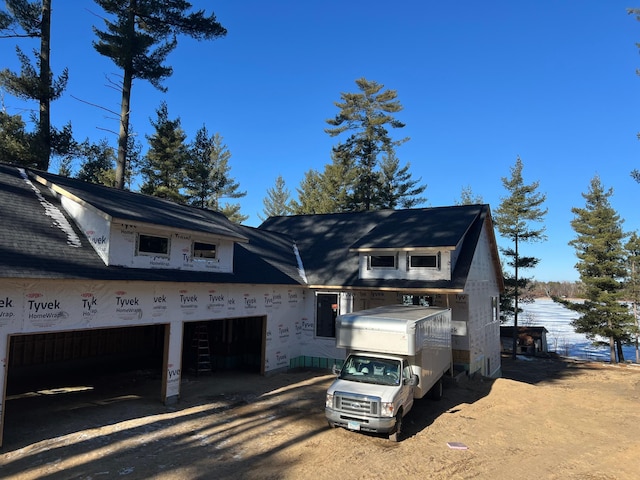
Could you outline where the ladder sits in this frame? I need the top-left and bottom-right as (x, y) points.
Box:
(192, 323), (212, 376)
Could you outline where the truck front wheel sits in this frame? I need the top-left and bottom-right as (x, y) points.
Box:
(389, 411), (403, 442)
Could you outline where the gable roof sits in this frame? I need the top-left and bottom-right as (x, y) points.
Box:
(30, 169), (247, 243)
(0, 163), (303, 285)
(259, 205), (503, 292)
(349, 205), (484, 251)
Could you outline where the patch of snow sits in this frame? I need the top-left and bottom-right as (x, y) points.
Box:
(293, 242), (308, 283)
(18, 168), (82, 248)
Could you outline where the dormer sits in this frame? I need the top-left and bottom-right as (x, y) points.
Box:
(29, 171), (248, 273)
(347, 208), (477, 283)
(355, 248), (454, 281)
(105, 221), (242, 272)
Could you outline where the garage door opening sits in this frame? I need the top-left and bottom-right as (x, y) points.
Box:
(182, 316), (265, 375)
(6, 325), (166, 397)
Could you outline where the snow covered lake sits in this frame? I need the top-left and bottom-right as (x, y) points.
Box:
(507, 298), (638, 363)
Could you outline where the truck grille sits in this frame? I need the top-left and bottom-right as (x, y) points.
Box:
(335, 392), (380, 415)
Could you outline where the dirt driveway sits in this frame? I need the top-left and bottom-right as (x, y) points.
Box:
(1, 356), (640, 479)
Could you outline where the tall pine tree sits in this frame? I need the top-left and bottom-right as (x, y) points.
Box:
(92, 0), (226, 189)
(559, 176), (634, 363)
(0, 0), (71, 170)
(494, 157), (547, 359)
(325, 78), (415, 211)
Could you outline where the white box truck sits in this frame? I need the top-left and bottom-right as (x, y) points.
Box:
(325, 304), (452, 441)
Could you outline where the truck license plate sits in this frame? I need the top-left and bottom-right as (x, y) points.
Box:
(347, 421), (361, 431)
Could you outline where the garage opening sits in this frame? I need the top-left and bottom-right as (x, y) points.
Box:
(6, 325), (166, 396)
(182, 316), (265, 375)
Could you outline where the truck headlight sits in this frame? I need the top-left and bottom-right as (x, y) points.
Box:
(381, 402), (394, 417)
(325, 393), (334, 408)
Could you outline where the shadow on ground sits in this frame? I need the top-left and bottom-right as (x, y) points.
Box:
(389, 354), (583, 440)
(499, 354), (588, 385)
(1, 368), (330, 452)
(2, 355), (581, 452)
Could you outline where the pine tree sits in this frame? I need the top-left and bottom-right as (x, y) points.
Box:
(92, 0), (226, 189)
(455, 185), (483, 205)
(625, 232), (640, 363)
(75, 138), (116, 186)
(260, 175), (292, 220)
(0, 0), (71, 170)
(559, 176), (634, 363)
(325, 78), (410, 211)
(378, 150), (426, 209)
(183, 125), (222, 209)
(494, 156), (547, 359)
(220, 203), (248, 224)
(290, 153), (354, 215)
(0, 111), (39, 165)
(290, 169), (325, 215)
(183, 126), (246, 222)
(140, 102), (187, 203)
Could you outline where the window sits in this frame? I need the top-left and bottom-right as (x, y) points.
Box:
(403, 294), (434, 306)
(408, 252), (440, 270)
(369, 254), (396, 269)
(193, 241), (216, 259)
(137, 234), (169, 255)
(316, 293), (338, 338)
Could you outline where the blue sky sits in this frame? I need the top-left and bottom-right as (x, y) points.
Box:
(2, 1), (640, 282)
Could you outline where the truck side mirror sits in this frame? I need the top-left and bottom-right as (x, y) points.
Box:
(332, 364), (341, 376)
(404, 374), (419, 386)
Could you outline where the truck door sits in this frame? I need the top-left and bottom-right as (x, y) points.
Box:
(401, 363), (415, 414)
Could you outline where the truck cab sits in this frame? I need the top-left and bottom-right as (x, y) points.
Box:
(326, 352), (418, 441)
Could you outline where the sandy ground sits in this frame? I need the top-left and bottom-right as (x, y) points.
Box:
(1, 356), (640, 480)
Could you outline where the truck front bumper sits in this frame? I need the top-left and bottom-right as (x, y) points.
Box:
(325, 408), (396, 434)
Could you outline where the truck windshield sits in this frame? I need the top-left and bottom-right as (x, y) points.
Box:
(339, 355), (401, 386)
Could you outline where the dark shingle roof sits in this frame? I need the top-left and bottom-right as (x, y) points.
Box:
(0, 163), (303, 285)
(349, 205), (484, 250)
(1, 163), (501, 292)
(259, 205), (495, 291)
(31, 168), (247, 242)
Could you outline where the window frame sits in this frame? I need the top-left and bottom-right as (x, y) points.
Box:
(136, 233), (170, 257)
(368, 253), (397, 270)
(192, 241), (217, 260)
(407, 251), (441, 270)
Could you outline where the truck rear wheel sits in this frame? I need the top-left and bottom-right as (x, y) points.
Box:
(428, 378), (443, 400)
(389, 412), (403, 442)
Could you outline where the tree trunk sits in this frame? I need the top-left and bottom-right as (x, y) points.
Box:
(115, 3), (136, 190)
(635, 301), (639, 364)
(615, 339), (624, 363)
(38, 0), (51, 170)
(512, 235), (519, 360)
(609, 334), (616, 364)
(115, 72), (132, 189)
